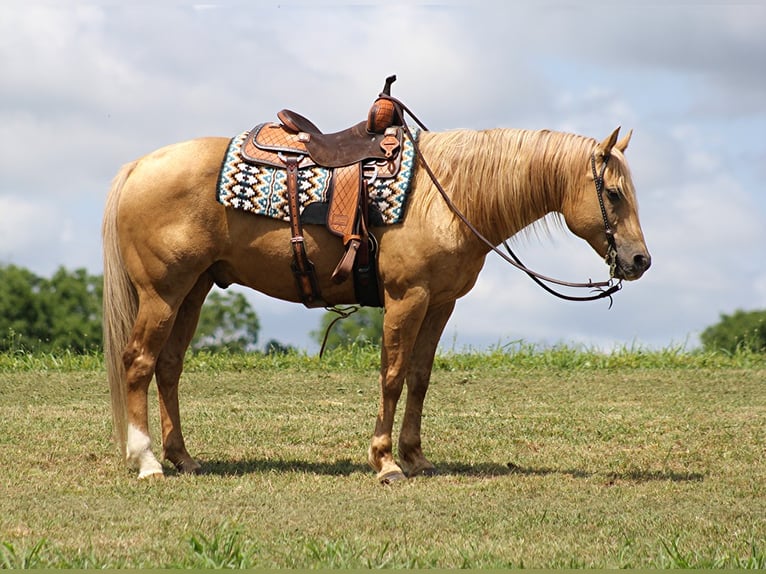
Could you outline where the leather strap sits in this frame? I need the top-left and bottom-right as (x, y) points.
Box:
(284, 156), (324, 307)
(331, 239), (360, 284)
(352, 182), (382, 307)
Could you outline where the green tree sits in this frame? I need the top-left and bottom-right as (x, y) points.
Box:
(700, 309), (766, 354)
(41, 267), (103, 352)
(191, 290), (260, 352)
(0, 265), (274, 355)
(0, 265), (46, 351)
(311, 306), (383, 352)
(0, 265), (102, 352)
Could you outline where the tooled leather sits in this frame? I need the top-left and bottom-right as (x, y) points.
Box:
(328, 164), (361, 242)
(241, 123), (315, 168)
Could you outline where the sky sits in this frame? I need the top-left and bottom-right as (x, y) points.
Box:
(1, 1), (765, 353)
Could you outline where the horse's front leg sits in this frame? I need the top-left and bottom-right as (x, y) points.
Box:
(368, 289), (429, 484)
(398, 300), (455, 477)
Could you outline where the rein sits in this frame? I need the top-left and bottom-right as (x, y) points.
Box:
(380, 94), (623, 305)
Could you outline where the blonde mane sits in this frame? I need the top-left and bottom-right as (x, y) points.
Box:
(411, 128), (600, 244)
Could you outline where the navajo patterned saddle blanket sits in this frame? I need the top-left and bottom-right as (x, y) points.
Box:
(216, 126), (419, 227)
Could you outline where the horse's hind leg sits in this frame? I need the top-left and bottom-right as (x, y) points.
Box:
(398, 301), (455, 477)
(155, 275), (213, 474)
(123, 295), (180, 478)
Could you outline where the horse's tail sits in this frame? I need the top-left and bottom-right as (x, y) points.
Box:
(102, 161), (138, 459)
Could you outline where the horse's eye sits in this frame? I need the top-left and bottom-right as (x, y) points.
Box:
(606, 187), (622, 202)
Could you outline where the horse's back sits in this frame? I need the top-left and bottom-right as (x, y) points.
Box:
(120, 136), (229, 217)
(123, 137), (229, 200)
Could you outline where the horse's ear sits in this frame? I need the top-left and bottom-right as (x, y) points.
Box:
(596, 127), (621, 159)
(615, 129), (633, 153)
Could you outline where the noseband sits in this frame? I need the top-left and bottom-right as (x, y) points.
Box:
(381, 94), (623, 305)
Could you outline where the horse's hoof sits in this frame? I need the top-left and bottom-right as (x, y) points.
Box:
(379, 470), (408, 485)
(176, 459), (202, 475)
(138, 470), (165, 480)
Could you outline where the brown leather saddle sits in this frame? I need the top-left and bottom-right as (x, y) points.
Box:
(239, 76), (406, 308)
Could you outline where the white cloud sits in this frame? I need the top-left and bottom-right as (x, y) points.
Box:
(0, 1), (765, 351)
(0, 196), (67, 263)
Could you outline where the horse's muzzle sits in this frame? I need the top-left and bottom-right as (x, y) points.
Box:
(615, 250), (651, 281)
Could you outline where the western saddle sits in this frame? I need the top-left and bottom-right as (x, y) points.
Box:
(239, 76), (406, 308)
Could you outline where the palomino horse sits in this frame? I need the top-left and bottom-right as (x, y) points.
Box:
(103, 124), (650, 482)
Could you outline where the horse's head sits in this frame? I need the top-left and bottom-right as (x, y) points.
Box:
(562, 127), (651, 281)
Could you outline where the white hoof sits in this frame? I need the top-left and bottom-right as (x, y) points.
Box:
(127, 424), (164, 478)
(138, 467), (165, 479)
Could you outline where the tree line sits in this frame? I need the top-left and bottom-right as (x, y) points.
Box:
(1, 263), (763, 355)
(0, 264), (384, 354)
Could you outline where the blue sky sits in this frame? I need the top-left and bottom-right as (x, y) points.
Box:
(1, 1), (764, 352)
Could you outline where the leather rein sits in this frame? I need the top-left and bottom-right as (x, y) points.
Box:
(380, 95), (623, 306)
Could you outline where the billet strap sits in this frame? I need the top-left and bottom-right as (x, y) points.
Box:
(284, 156), (325, 308)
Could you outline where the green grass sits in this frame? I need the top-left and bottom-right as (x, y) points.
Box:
(0, 347), (764, 568)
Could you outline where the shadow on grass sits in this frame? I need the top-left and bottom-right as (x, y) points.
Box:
(434, 462), (705, 483)
(605, 468), (705, 484)
(187, 458), (704, 484)
(197, 458), (517, 478)
(194, 458), (516, 478)
(438, 461), (590, 479)
(196, 458), (368, 477)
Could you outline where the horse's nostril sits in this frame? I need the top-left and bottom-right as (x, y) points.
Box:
(633, 253), (651, 271)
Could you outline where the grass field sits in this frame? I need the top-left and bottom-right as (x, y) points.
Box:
(0, 346), (764, 568)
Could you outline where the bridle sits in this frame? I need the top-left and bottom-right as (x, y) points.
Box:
(381, 94), (623, 306)
(592, 153), (620, 280)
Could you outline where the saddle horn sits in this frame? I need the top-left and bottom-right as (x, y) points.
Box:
(381, 75), (397, 96)
(368, 75), (402, 134)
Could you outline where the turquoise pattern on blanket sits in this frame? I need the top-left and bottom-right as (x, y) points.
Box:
(216, 126), (420, 225)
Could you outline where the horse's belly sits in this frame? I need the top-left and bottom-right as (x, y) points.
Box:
(215, 215), (359, 305)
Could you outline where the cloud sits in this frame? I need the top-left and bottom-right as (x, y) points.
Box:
(1, 1), (764, 351)
(0, 195), (71, 265)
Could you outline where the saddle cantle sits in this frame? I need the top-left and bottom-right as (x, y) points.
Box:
(238, 75), (407, 309)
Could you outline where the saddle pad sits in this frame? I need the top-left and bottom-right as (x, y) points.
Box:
(216, 126), (420, 225)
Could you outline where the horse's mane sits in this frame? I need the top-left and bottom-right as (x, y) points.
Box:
(411, 128), (603, 244)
